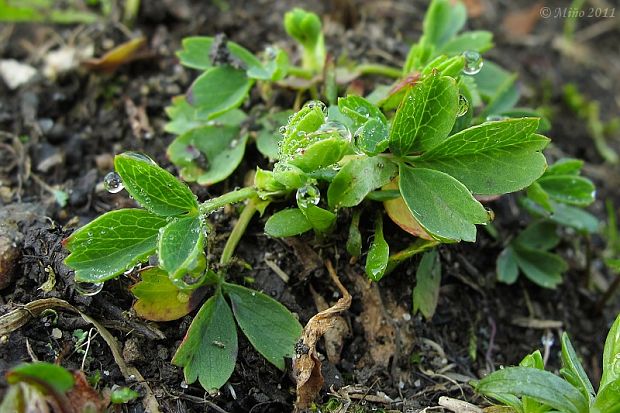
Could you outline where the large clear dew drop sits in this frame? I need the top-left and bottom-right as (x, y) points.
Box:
(103, 172), (124, 194)
(456, 95), (469, 117)
(462, 50), (483, 75)
(296, 184), (320, 209)
(75, 281), (104, 296)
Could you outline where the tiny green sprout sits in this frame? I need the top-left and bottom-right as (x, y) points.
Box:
(283, 8), (325, 72)
(473, 313), (620, 413)
(110, 387), (139, 404)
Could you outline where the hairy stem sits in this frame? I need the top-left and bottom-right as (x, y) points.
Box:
(199, 187), (256, 215)
(219, 198), (259, 266)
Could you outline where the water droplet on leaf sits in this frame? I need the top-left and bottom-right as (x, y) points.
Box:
(296, 184), (320, 209)
(305, 100), (327, 114)
(278, 126), (287, 135)
(123, 151), (156, 164)
(318, 121), (351, 142)
(75, 281), (104, 296)
(462, 50), (483, 75)
(103, 172), (124, 193)
(456, 95), (469, 117)
(485, 115), (508, 122)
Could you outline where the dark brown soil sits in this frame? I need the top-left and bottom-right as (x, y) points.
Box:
(1, 1), (619, 412)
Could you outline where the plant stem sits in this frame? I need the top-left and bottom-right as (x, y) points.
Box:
(356, 63), (403, 79)
(219, 198), (259, 266)
(385, 238), (439, 274)
(199, 187), (256, 215)
(287, 66), (314, 79)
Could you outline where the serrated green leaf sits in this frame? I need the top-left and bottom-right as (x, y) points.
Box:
(501, 108), (552, 133)
(601, 313), (620, 390)
(413, 250), (441, 319)
(399, 165), (489, 242)
(64, 209), (168, 282)
(515, 221), (560, 251)
(537, 175), (595, 206)
(512, 245), (567, 289)
(327, 156), (397, 209)
(416, 118), (549, 194)
(187, 66), (252, 119)
(172, 291), (237, 391)
(131, 267), (209, 322)
(592, 379), (620, 413)
(7, 362), (74, 395)
(158, 215), (204, 280)
(167, 125), (248, 185)
(439, 31), (493, 55)
(114, 152), (198, 216)
(338, 95), (387, 129)
(265, 208), (312, 237)
(224, 283), (302, 370)
(366, 213), (389, 281)
(559, 333), (595, 404)
(389, 74), (458, 155)
(497, 247), (519, 284)
(474, 367), (589, 413)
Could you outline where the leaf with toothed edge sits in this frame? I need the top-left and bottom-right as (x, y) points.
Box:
(223, 283), (302, 370)
(64, 209), (168, 283)
(388, 74), (459, 155)
(114, 152), (198, 216)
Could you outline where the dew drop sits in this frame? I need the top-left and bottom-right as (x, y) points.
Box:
(462, 50), (483, 75)
(318, 121), (352, 142)
(265, 46), (277, 60)
(180, 381), (188, 389)
(123, 151), (156, 164)
(305, 100), (327, 115)
(296, 184), (320, 209)
(229, 138), (240, 149)
(485, 115), (508, 122)
(278, 126), (288, 135)
(103, 172), (124, 194)
(356, 106), (369, 116)
(456, 95), (469, 117)
(75, 281), (104, 296)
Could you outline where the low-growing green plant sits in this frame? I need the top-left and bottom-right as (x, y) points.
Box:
(473, 313), (620, 413)
(496, 158), (598, 288)
(62, 0), (593, 393)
